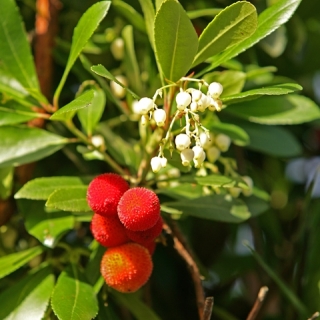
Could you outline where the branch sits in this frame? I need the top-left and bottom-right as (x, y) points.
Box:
(308, 312), (320, 320)
(203, 297), (214, 320)
(163, 221), (205, 320)
(246, 286), (269, 320)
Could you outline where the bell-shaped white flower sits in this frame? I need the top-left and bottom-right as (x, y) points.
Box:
(194, 150), (206, 168)
(192, 146), (205, 160)
(197, 94), (210, 112)
(176, 91), (191, 110)
(150, 156), (163, 173)
(160, 157), (167, 168)
(199, 132), (213, 149)
(207, 98), (222, 112)
(180, 149), (194, 166)
(242, 176), (253, 196)
(136, 97), (155, 115)
(190, 101), (198, 112)
(175, 133), (191, 151)
(215, 133), (231, 152)
(110, 38), (124, 60)
(208, 82), (223, 98)
(110, 75), (127, 99)
(91, 135), (105, 148)
(191, 89), (202, 102)
(153, 109), (166, 127)
(206, 146), (220, 163)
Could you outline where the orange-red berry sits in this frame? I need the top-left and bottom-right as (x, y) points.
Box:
(100, 242), (153, 293)
(125, 216), (163, 244)
(90, 213), (129, 247)
(87, 173), (129, 216)
(117, 187), (160, 231)
(139, 240), (157, 255)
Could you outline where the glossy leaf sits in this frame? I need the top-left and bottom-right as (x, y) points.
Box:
(241, 122), (302, 157)
(113, 1), (146, 33)
(0, 246), (44, 279)
(0, 106), (38, 126)
(111, 290), (162, 320)
(18, 199), (75, 248)
(203, 70), (246, 97)
(0, 166), (13, 200)
(154, 0), (198, 81)
(15, 176), (88, 200)
(122, 25), (143, 94)
(137, 0), (155, 48)
(196, 175), (248, 189)
(0, 70), (30, 100)
(157, 183), (204, 200)
(0, 0), (39, 91)
(163, 195), (251, 223)
(202, 0), (302, 72)
(221, 83), (302, 105)
(0, 267), (54, 320)
(46, 186), (90, 212)
(54, 2), (111, 103)
(259, 25), (287, 58)
(0, 126), (67, 168)
(192, 1), (258, 67)
(225, 94), (320, 124)
(77, 88), (106, 136)
(91, 64), (139, 99)
(207, 121), (250, 146)
(51, 264), (98, 320)
(51, 90), (94, 121)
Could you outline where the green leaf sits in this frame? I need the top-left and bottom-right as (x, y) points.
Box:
(243, 196), (269, 217)
(246, 245), (308, 317)
(50, 90), (94, 121)
(0, 246), (44, 279)
(15, 176), (88, 200)
(0, 267), (54, 320)
(187, 8), (222, 20)
(202, 0), (302, 72)
(163, 195), (251, 223)
(54, 1), (111, 104)
(137, 0), (155, 47)
(51, 264), (98, 320)
(46, 186), (90, 212)
(192, 1), (258, 67)
(225, 94), (320, 125)
(122, 25), (143, 95)
(0, 70), (30, 100)
(112, 1), (146, 34)
(259, 25), (287, 58)
(0, 166), (13, 200)
(0, 0), (39, 91)
(207, 121), (250, 146)
(18, 199), (75, 248)
(221, 83), (302, 105)
(154, 0), (198, 81)
(158, 183), (204, 200)
(0, 126), (67, 168)
(85, 243), (105, 286)
(77, 88), (106, 136)
(91, 64), (139, 99)
(241, 122), (302, 157)
(203, 70), (246, 97)
(196, 174), (248, 189)
(97, 122), (140, 172)
(0, 106), (38, 126)
(110, 290), (162, 320)
(163, 149), (191, 173)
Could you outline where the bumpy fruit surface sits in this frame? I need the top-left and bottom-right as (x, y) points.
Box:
(125, 216), (163, 244)
(100, 242), (153, 293)
(87, 173), (129, 216)
(117, 187), (160, 231)
(90, 213), (129, 247)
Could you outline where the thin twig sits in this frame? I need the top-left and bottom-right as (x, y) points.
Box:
(203, 297), (214, 320)
(246, 286), (269, 320)
(308, 312), (320, 320)
(163, 221), (205, 320)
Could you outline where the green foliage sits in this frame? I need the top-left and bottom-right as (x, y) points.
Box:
(0, 0), (318, 318)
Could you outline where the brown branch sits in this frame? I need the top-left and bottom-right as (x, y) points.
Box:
(308, 312), (320, 320)
(203, 297), (214, 320)
(246, 286), (269, 320)
(163, 221), (205, 320)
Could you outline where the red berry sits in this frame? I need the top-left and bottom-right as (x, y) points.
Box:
(100, 243), (153, 293)
(87, 173), (129, 216)
(140, 240), (156, 255)
(90, 213), (129, 247)
(125, 216), (163, 244)
(117, 187), (160, 231)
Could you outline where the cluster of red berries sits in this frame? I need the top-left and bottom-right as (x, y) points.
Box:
(86, 173), (162, 293)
